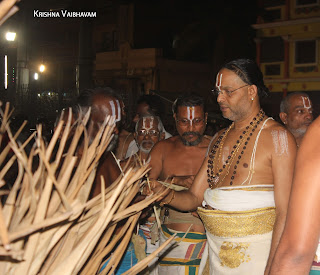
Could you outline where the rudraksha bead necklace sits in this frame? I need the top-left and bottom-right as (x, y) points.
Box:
(207, 109), (265, 189)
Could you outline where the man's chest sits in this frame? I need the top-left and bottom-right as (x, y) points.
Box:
(160, 149), (207, 178)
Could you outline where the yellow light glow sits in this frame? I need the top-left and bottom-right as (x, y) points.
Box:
(39, 64), (45, 72)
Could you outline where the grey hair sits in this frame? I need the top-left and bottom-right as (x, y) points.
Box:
(280, 92), (310, 113)
(135, 115), (164, 133)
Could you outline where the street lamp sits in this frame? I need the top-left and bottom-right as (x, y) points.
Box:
(39, 64), (45, 72)
(5, 32), (16, 41)
(3, 31), (16, 90)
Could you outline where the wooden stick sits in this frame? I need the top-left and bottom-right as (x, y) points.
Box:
(122, 233), (176, 275)
(0, 203), (10, 250)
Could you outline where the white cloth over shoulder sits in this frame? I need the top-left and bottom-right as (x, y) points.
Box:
(202, 185), (275, 211)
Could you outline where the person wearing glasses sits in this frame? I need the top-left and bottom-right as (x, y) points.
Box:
(148, 93), (211, 275)
(125, 94), (172, 159)
(133, 114), (165, 161)
(100, 115), (165, 275)
(129, 115), (166, 274)
(148, 59), (297, 275)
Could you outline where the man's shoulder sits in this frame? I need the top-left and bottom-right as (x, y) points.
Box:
(201, 135), (214, 147)
(264, 118), (286, 131)
(263, 118), (294, 137)
(151, 136), (178, 150)
(98, 152), (120, 172)
(261, 117), (297, 147)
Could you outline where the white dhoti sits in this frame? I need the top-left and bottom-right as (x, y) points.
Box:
(198, 185), (276, 275)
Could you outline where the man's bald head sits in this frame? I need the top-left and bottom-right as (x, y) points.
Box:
(78, 87), (124, 147)
(279, 92), (313, 144)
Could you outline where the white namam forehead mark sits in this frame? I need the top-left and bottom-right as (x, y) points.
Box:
(109, 99), (121, 122)
(186, 106), (195, 126)
(302, 96), (312, 110)
(142, 117), (154, 130)
(271, 130), (289, 156)
(216, 72), (223, 91)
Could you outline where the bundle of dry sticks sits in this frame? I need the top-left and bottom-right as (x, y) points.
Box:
(0, 103), (174, 275)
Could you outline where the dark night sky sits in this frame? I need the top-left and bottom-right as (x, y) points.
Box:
(0, 0), (261, 126)
(133, 0), (259, 64)
(12, 0), (259, 67)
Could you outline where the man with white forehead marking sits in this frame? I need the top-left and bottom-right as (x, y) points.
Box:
(133, 115), (165, 161)
(279, 92), (313, 147)
(117, 115), (166, 275)
(77, 87), (125, 197)
(148, 59), (297, 274)
(147, 93), (211, 275)
(125, 94), (172, 159)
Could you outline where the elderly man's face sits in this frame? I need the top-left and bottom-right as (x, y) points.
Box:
(135, 117), (163, 153)
(88, 95), (123, 149)
(174, 105), (207, 146)
(282, 95), (313, 135)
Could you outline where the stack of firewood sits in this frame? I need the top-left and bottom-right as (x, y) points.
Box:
(0, 103), (173, 275)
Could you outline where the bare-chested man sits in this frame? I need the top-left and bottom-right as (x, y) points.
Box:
(150, 59), (297, 275)
(148, 93), (211, 275)
(269, 115), (320, 275)
(77, 87), (124, 197)
(279, 92), (313, 147)
(126, 115), (165, 274)
(100, 116), (166, 275)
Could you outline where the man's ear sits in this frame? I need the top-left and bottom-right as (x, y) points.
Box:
(173, 113), (176, 120)
(133, 132), (137, 140)
(205, 112), (208, 123)
(160, 132), (165, 140)
(279, 112), (288, 125)
(248, 85), (258, 100)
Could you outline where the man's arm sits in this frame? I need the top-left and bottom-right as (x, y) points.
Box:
(91, 152), (121, 198)
(150, 133), (219, 211)
(270, 117), (320, 274)
(162, 154), (210, 211)
(148, 141), (165, 180)
(264, 128), (297, 274)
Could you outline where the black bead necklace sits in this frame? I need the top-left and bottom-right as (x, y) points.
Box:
(207, 109), (265, 189)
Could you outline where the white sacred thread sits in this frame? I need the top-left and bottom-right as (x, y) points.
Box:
(216, 73), (223, 92)
(271, 130), (289, 156)
(302, 96), (312, 110)
(186, 106), (195, 126)
(142, 117), (154, 131)
(110, 100), (121, 122)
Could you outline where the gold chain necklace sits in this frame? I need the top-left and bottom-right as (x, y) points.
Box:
(207, 109), (265, 188)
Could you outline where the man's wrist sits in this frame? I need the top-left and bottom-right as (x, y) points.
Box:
(159, 190), (175, 207)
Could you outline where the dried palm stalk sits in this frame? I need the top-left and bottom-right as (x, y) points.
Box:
(0, 0), (19, 26)
(157, 180), (188, 191)
(0, 104), (172, 275)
